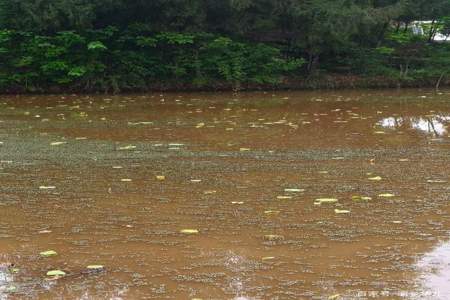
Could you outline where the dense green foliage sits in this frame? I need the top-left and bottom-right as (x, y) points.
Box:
(0, 0), (449, 92)
(0, 29), (302, 92)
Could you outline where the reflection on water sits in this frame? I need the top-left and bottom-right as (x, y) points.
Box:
(416, 241), (450, 300)
(0, 262), (14, 300)
(378, 115), (450, 136)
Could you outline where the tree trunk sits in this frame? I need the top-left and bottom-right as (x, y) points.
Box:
(377, 22), (389, 47)
(307, 54), (319, 74)
(403, 22), (409, 33)
(428, 20), (436, 42)
(435, 72), (445, 91)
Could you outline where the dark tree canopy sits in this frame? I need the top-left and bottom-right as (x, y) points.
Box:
(0, 0), (449, 92)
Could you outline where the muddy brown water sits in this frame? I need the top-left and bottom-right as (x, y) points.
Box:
(0, 89), (449, 299)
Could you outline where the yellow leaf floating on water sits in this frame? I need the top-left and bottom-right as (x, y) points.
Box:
(46, 270), (66, 277)
(195, 122), (205, 128)
(284, 188), (304, 193)
(180, 229), (199, 234)
(240, 148), (251, 152)
(262, 256), (275, 261)
(378, 193), (395, 198)
(86, 265), (104, 270)
(156, 175), (165, 181)
(118, 145), (136, 150)
(39, 186), (56, 190)
(121, 178), (132, 182)
(335, 209), (350, 214)
(368, 176), (382, 181)
(264, 234), (284, 241)
(314, 198), (338, 205)
(231, 201), (244, 204)
(128, 121), (153, 126)
(352, 195), (372, 201)
(264, 210), (280, 215)
(277, 196), (292, 200)
(374, 131), (385, 134)
(40, 250), (57, 257)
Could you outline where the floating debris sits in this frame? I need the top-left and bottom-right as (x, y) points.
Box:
(50, 141), (67, 146)
(284, 188), (304, 193)
(86, 265), (105, 270)
(46, 270), (66, 277)
(378, 193), (395, 198)
(314, 198), (338, 205)
(40, 250), (57, 257)
(352, 195), (372, 201)
(156, 175), (166, 181)
(427, 179), (446, 183)
(39, 186), (56, 190)
(128, 121), (153, 126)
(264, 234), (284, 241)
(335, 209), (350, 214)
(277, 195), (292, 200)
(262, 256), (275, 261)
(118, 145), (136, 150)
(180, 229), (199, 234)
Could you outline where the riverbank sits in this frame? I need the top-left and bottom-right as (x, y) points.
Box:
(1, 74), (448, 94)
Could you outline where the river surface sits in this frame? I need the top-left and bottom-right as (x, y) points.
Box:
(0, 89), (449, 299)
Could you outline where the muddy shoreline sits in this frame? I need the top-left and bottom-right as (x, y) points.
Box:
(0, 75), (449, 94)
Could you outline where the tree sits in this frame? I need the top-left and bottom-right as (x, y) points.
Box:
(0, 0), (96, 32)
